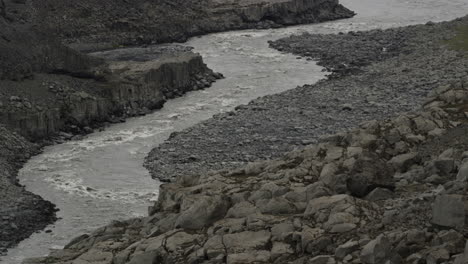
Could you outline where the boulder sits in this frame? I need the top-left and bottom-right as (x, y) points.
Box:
(175, 195), (230, 230)
(360, 235), (392, 264)
(223, 230), (271, 253)
(431, 194), (465, 229)
(388, 153), (420, 172)
(457, 161), (468, 182)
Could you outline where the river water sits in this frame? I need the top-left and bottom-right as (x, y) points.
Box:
(3, 0), (468, 262)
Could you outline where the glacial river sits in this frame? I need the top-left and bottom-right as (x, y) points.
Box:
(3, 0), (468, 262)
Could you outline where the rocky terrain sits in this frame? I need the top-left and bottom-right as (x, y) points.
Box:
(38, 0), (354, 52)
(0, 126), (57, 256)
(24, 15), (468, 264)
(0, 0), (353, 256)
(146, 16), (468, 182)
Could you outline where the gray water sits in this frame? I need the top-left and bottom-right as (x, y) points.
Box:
(3, 0), (468, 262)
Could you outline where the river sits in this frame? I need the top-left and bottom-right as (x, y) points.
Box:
(3, 0), (468, 262)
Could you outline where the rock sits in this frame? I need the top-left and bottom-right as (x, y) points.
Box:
(330, 223), (357, 233)
(433, 159), (455, 175)
(457, 161), (468, 182)
(335, 240), (360, 259)
(360, 235), (392, 264)
(165, 231), (203, 252)
(309, 255), (336, 264)
(226, 250), (271, 264)
(270, 242), (294, 259)
(365, 187), (394, 201)
(223, 230), (271, 253)
(128, 251), (158, 264)
(271, 221), (295, 241)
(175, 195), (230, 230)
(304, 194), (350, 218)
(204, 235), (225, 259)
(425, 247), (450, 264)
(226, 201), (257, 218)
(432, 194), (465, 229)
(301, 226), (326, 253)
(257, 197), (297, 215)
(388, 153), (420, 172)
(454, 241), (468, 264)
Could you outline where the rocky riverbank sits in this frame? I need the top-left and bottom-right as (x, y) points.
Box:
(0, 0), (352, 256)
(0, 127), (57, 256)
(25, 15), (468, 264)
(145, 16), (468, 182)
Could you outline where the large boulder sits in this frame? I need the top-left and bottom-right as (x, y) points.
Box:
(431, 194), (465, 229)
(175, 195), (230, 230)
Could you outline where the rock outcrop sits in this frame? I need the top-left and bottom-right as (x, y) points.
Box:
(0, 45), (219, 140)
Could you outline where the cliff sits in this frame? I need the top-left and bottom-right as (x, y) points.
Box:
(0, 46), (219, 140)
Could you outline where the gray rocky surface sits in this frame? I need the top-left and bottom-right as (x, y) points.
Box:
(26, 70), (468, 264)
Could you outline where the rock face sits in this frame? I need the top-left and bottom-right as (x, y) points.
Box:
(0, 45), (219, 140)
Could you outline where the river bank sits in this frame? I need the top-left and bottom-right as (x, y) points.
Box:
(0, 0), (353, 257)
(146, 16), (468, 182)
(26, 11), (468, 264)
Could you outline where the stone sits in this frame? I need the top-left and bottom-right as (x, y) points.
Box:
(305, 182), (331, 201)
(128, 251), (158, 264)
(271, 222), (294, 241)
(226, 201), (257, 218)
(258, 197), (297, 215)
(304, 194), (350, 218)
(325, 146), (344, 161)
(454, 241), (468, 264)
(388, 153), (420, 172)
(270, 242), (294, 259)
(223, 230), (271, 253)
(320, 163), (339, 183)
(165, 232), (203, 252)
(335, 240), (360, 259)
(309, 255), (336, 264)
(431, 194), (465, 229)
(365, 187), (394, 202)
(457, 161), (468, 182)
(426, 247), (450, 264)
(406, 229), (426, 244)
(204, 235), (225, 259)
(73, 249), (114, 264)
(433, 159), (455, 175)
(226, 250), (271, 264)
(175, 195), (230, 229)
(360, 235), (392, 264)
(301, 227), (326, 253)
(330, 223), (357, 233)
